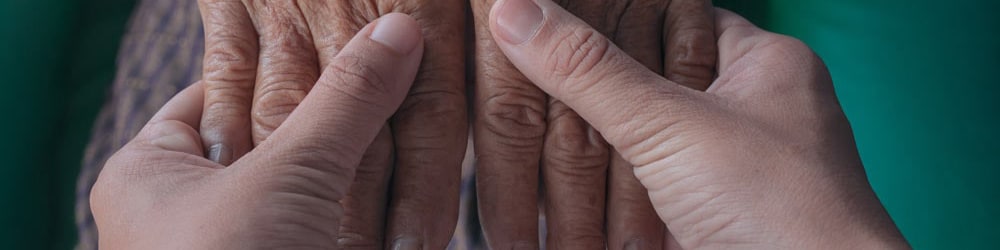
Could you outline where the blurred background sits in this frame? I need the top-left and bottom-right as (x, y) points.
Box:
(1, 0), (996, 249)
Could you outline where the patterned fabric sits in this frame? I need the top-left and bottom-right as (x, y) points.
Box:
(75, 0), (483, 249)
(76, 0), (205, 248)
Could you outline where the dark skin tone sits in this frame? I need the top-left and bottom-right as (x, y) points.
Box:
(198, 0), (715, 248)
(93, 5), (911, 249)
(472, 0), (716, 248)
(197, 0), (466, 248)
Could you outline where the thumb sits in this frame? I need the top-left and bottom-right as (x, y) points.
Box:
(247, 13), (423, 201)
(488, 0), (707, 165)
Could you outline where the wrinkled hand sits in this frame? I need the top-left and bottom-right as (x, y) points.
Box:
(488, 0), (910, 248)
(472, 0), (716, 248)
(91, 15), (424, 249)
(196, 0), (466, 248)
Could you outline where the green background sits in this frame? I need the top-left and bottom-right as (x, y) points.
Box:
(1, 0), (996, 248)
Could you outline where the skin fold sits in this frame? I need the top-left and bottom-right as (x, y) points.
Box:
(471, 0), (716, 248)
(92, 14), (428, 249)
(196, 1), (466, 249)
(488, 0), (910, 247)
(93, 1), (912, 249)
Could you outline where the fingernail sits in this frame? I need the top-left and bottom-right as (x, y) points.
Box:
(370, 13), (421, 54)
(208, 143), (232, 164)
(391, 237), (421, 250)
(494, 0), (543, 44)
(624, 239), (643, 250)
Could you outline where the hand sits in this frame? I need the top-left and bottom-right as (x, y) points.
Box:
(196, 1), (467, 248)
(487, 0), (910, 248)
(471, 0), (716, 248)
(91, 14), (424, 249)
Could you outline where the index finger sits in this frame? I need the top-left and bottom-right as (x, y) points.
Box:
(473, 0), (547, 248)
(663, 0), (716, 91)
(197, 0), (258, 165)
(384, 1), (469, 248)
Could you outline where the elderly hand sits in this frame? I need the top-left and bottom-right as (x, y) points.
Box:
(195, 1), (466, 248)
(471, 0), (716, 248)
(91, 14), (424, 249)
(487, 0), (910, 248)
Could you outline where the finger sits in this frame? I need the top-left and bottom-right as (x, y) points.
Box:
(197, 0), (258, 165)
(711, 8), (824, 98)
(564, 0), (666, 74)
(338, 126), (394, 249)
(654, 2), (718, 245)
(142, 82), (206, 156)
(713, 8), (779, 76)
(489, 0), (707, 165)
(664, 0), (717, 90)
(243, 1), (321, 145)
(250, 12), (423, 205)
(607, 152), (665, 250)
(541, 100), (608, 249)
(538, 2), (629, 248)
(298, 2), (396, 248)
(605, 1), (670, 248)
(381, 2), (469, 249)
(473, 0), (546, 248)
(298, 1), (357, 70)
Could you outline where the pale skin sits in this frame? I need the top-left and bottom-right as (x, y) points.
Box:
(92, 2), (910, 250)
(196, 0), (716, 248)
(92, 14), (424, 249)
(471, 0), (716, 248)
(195, 1), (466, 248)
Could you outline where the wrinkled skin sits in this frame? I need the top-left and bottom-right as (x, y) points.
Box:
(487, 1), (910, 247)
(196, 0), (466, 248)
(471, 0), (716, 249)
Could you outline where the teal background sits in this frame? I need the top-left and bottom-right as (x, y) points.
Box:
(0, 0), (136, 249)
(1, 0), (996, 248)
(717, 1), (1000, 248)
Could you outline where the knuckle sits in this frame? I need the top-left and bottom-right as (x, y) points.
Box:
(666, 29), (718, 89)
(202, 82), (253, 127)
(545, 28), (613, 81)
(544, 110), (609, 170)
(753, 34), (832, 93)
(396, 84), (465, 120)
(252, 79), (311, 131)
(203, 35), (258, 79)
(757, 35), (819, 67)
(479, 87), (548, 143)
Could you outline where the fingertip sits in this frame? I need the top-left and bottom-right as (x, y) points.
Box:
(490, 0), (544, 45)
(369, 13), (423, 55)
(150, 82), (205, 127)
(713, 7), (760, 37)
(147, 120), (206, 157)
(141, 82), (210, 156)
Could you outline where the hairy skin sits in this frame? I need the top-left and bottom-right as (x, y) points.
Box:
(471, 0), (716, 249)
(197, 1), (466, 248)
